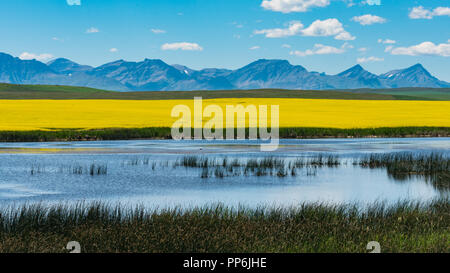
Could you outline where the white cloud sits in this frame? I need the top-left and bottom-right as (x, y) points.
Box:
(384, 45), (394, 52)
(378, 39), (396, 44)
(357, 56), (384, 63)
(334, 31), (355, 41)
(409, 6), (433, 19)
(67, 0), (81, 6)
(250, 46), (261, 50)
(161, 42), (203, 51)
(86, 27), (99, 34)
(254, 18), (355, 40)
(358, 47), (368, 52)
(387, 41), (450, 57)
(282, 44), (291, 48)
(261, 0), (330, 13)
(109, 48), (118, 53)
(344, 0), (356, 7)
(433, 7), (450, 16)
(151, 29), (166, 34)
(409, 6), (450, 19)
(290, 43), (351, 57)
(363, 0), (381, 5)
(19, 52), (54, 62)
(352, 14), (386, 25)
(301, 19), (355, 40)
(254, 21), (303, 38)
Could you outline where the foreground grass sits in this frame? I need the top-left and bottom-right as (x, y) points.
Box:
(0, 200), (448, 253)
(0, 126), (449, 142)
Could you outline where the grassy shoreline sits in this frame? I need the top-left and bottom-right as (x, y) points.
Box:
(1, 83), (449, 101)
(0, 127), (449, 142)
(0, 200), (448, 253)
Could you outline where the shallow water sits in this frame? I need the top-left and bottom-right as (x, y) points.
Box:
(0, 138), (448, 209)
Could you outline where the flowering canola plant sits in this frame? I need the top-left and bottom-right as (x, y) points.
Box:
(0, 99), (448, 131)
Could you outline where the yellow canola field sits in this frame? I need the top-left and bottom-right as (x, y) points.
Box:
(0, 99), (449, 131)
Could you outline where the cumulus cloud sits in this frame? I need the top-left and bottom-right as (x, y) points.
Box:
(86, 27), (99, 34)
(290, 43), (351, 57)
(434, 7), (450, 16)
(161, 42), (203, 51)
(409, 6), (450, 19)
(301, 19), (355, 40)
(254, 21), (304, 38)
(358, 47), (368, 52)
(357, 56), (384, 63)
(363, 0), (381, 5)
(151, 29), (166, 34)
(384, 45), (394, 52)
(250, 46), (261, 50)
(282, 44), (291, 48)
(19, 52), (54, 62)
(109, 48), (118, 53)
(67, 0), (81, 6)
(378, 39), (396, 44)
(254, 19), (355, 40)
(352, 14), (386, 25)
(386, 41), (450, 57)
(261, 0), (330, 13)
(344, 0), (356, 7)
(334, 31), (355, 41)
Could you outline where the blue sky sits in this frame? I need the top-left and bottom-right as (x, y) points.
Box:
(1, 0), (449, 80)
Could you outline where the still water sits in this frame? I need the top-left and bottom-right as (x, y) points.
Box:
(0, 138), (448, 208)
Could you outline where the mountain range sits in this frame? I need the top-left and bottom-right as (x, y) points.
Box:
(1, 52), (449, 91)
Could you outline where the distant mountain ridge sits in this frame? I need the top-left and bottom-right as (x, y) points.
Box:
(0, 52), (449, 91)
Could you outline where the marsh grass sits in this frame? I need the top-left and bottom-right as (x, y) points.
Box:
(174, 155), (340, 178)
(170, 153), (449, 191)
(358, 153), (450, 191)
(0, 200), (448, 253)
(30, 164), (45, 175)
(32, 163), (108, 176)
(123, 157), (151, 166)
(1, 127), (449, 142)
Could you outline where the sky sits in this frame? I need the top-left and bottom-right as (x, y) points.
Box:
(0, 0), (449, 81)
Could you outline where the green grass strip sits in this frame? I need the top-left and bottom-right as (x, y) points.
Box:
(0, 127), (449, 142)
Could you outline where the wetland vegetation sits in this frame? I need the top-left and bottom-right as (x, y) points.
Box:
(0, 200), (448, 253)
(1, 126), (449, 142)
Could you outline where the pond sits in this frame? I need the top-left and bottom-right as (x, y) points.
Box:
(0, 138), (448, 209)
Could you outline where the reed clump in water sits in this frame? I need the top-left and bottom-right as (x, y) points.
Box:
(30, 164), (45, 175)
(31, 163), (108, 176)
(123, 157), (151, 166)
(358, 153), (450, 191)
(0, 200), (448, 253)
(89, 164), (108, 176)
(174, 155), (340, 179)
